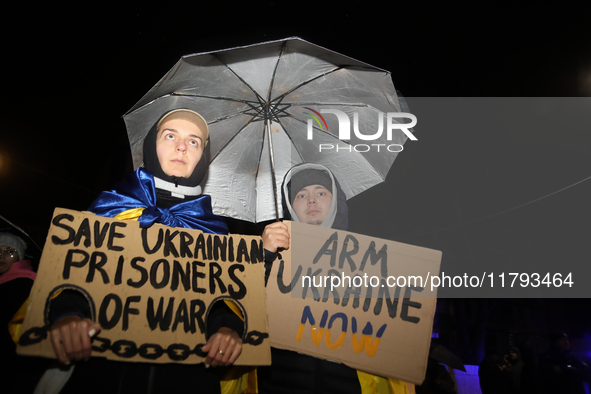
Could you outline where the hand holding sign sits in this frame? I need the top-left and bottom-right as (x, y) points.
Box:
(203, 327), (243, 367)
(50, 315), (101, 364)
(262, 221), (290, 253)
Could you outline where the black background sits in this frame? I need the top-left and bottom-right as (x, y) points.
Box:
(2, 2), (591, 366)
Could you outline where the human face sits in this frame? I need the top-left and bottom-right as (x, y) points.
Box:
(292, 184), (333, 225)
(509, 350), (518, 360)
(156, 118), (205, 178)
(0, 247), (19, 275)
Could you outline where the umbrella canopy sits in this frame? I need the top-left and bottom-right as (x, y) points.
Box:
(124, 37), (412, 223)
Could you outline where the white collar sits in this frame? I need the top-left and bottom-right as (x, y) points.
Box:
(154, 177), (202, 199)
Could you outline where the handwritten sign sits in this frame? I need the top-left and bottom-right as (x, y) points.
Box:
(17, 208), (270, 365)
(266, 221), (441, 384)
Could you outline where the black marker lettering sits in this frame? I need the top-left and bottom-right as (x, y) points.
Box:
(51, 214), (76, 245)
(107, 222), (126, 251)
(400, 286), (422, 324)
(171, 260), (190, 291)
(228, 264), (247, 299)
(146, 297), (174, 331)
(99, 293), (122, 329)
(87, 251), (109, 284)
(73, 218), (92, 247)
(150, 259), (170, 289)
(63, 249), (89, 279)
(313, 232), (338, 267)
(338, 234), (358, 272)
(142, 227), (163, 254)
(93, 221), (110, 248)
(127, 257), (148, 288)
(191, 261), (206, 294)
(208, 262), (226, 294)
(123, 296), (141, 331)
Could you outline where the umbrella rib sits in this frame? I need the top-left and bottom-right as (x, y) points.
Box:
(282, 101), (375, 108)
(270, 66), (345, 104)
(156, 92), (289, 126)
(266, 41), (287, 105)
(275, 117), (306, 163)
(169, 92), (260, 105)
(123, 93), (261, 121)
(252, 120), (270, 214)
(168, 91), (264, 103)
(262, 42), (289, 219)
(169, 93), (266, 119)
(282, 101), (388, 117)
(209, 117), (260, 163)
(212, 53), (267, 108)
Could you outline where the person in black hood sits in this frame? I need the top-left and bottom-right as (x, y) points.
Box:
(258, 163), (408, 394)
(504, 346), (524, 394)
(44, 109), (243, 394)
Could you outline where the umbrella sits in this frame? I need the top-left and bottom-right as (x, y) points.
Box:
(123, 37), (414, 223)
(429, 342), (466, 372)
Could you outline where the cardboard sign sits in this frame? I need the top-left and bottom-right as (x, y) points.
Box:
(17, 208), (270, 366)
(266, 221), (441, 384)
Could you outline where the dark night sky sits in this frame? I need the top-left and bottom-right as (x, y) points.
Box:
(2, 3), (590, 306)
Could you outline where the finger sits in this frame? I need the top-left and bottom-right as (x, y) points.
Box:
(211, 334), (233, 367)
(278, 233), (290, 244)
(268, 221), (285, 229)
(220, 333), (243, 366)
(59, 324), (76, 361)
(227, 341), (243, 365)
(271, 229), (289, 240)
(279, 237), (290, 250)
(270, 238), (289, 251)
(211, 337), (228, 367)
(271, 231), (290, 247)
(219, 334), (234, 365)
(88, 321), (101, 338)
(275, 221), (288, 230)
(264, 222), (288, 237)
(269, 225), (289, 236)
(204, 335), (222, 366)
(67, 321), (86, 360)
(201, 342), (210, 353)
(79, 322), (94, 360)
(202, 343), (212, 367)
(50, 329), (69, 364)
(213, 346), (228, 367)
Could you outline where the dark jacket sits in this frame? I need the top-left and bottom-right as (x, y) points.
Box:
(258, 163), (361, 394)
(47, 169), (241, 394)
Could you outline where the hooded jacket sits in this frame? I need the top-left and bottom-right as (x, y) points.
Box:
(259, 164), (410, 394)
(45, 110), (237, 394)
